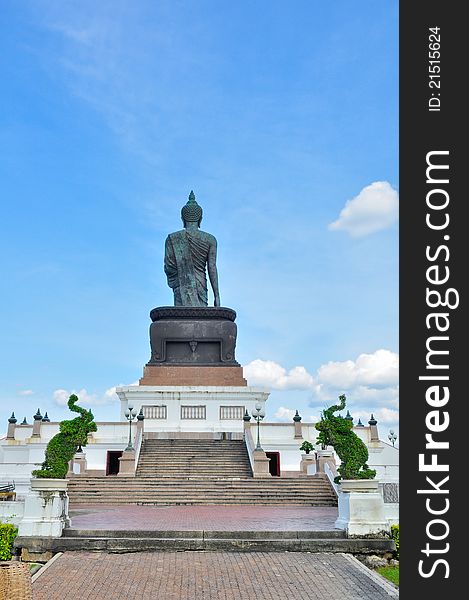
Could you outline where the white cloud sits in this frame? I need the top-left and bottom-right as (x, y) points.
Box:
(244, 359), (315, 390)
(242, 350), (399, 429)
(18, 389), (34, 396)
(274, 407), (297, 421)
(244, 351), (398, 427)
(329, 181), (399, 237)
(53, 389), (71, 406)
(317, 349), (398, 389)
(307, 350), (399, 427)
(53, 386), (119, 407)
(104, 386), (118, 399)
(375, 407), (399, 424)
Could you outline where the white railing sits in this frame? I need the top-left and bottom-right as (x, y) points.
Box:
(134, 427), (143, 472)
(244, 425), (256, 473)
(143, 405), (167, 419)
(181, 405), (206, 420)
(324, 462), (339, 496)
(220, 406), (245, 420)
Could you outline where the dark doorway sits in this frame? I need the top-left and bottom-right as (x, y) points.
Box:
(266, 452), (280, 477)
(106, 451), (123, 475)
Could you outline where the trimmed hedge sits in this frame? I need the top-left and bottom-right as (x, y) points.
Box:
(315, 395), (376, 483)
(32, 394), (97, 479)
(0, 523), (18, 560)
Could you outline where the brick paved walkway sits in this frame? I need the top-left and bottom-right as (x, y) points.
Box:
(69, 505), (338, 531)
(32, 551), (398, 599)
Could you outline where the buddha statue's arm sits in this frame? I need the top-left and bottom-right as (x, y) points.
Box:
(207, 239), (220, 306)
(164, 235), (177, 287)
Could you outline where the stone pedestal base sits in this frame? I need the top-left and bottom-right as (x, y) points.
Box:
(140, 365), (246, 386)
(335, 479), (390, 537)
(148, 306), (240, 366)
(67, 451), (88, 477)
(300, 454), (316, 476)
(118, 450), (136, 476)
(315, 449), (336, 474)
(252, 450), (271, 478)
(18, 479), (69, 537)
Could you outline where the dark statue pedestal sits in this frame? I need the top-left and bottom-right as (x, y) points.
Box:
(141, 306), (246, 387)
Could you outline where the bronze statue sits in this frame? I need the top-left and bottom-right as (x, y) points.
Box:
(164, 191), (220, 306)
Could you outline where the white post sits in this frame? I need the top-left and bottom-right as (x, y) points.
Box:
(335, 479), (390, 537)
(18, 479), (69, 537)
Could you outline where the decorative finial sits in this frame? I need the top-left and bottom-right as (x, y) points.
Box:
(368, 414), (377, 426)
(137, 408), (145, 421)
(357, 418), (364, 427)
(293, 410), (302, 422)
(42, 412), (50, 422)
(33, 409), (42, 421)
(8, 412), (17, 424)
(243, 410), (251, 422)
(21, 417), (27, 425)
(345, 410), (353, 422)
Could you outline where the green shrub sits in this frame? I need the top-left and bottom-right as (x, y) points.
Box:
(299, 441), (315, 453)
(0, 523), (18, 560)
(391, 524), (399, 559)
(315, 394), (376, 483)
(32, 394), (97, 479)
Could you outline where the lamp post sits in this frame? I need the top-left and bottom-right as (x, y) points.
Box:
(252, 402), (265, 451)
(124, 404), (138, 451)
(388, 429), (397, 447)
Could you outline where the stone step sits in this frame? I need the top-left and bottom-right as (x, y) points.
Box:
(69, 482), (334, 490)
(138, 453), (250, 457)
(70, 496), (337, 508)
(63, 529), (346, 539)
(69, 499), (335, 504)
(69, 486), (334, 493)
(137, 463), (250, 466)
(16, 534), (395, 555)
(70, 484), (333, 489)
(69, 488), (333, 498)
(69, 494), (336, 501)
(69, 485), (333, 491)
(69, 477), (331, 484)
(135, 472), (252, 476)
(137, 458), (249, 461)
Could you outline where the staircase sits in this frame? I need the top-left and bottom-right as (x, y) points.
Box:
(68, 475), (337, 506)
(67, 438), (337, 507)
(136, 439), (253, 478)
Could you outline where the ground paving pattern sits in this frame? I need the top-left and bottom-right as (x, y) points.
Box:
(32, 551), (398, 600)
(69, 505), (338, 531)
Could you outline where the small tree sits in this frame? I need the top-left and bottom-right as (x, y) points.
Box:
(299, 441), (315, 454)
(32, 394), (97, 479)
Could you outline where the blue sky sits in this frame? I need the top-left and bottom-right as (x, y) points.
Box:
(0, 1), (398, 440)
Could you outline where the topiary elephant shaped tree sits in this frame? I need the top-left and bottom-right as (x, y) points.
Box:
(315, 394), (376, 483)
(32, 394), (97, 479)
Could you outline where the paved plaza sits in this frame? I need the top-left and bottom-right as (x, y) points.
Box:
(69, 505), (338, 532)
(32, 551), (398, 600)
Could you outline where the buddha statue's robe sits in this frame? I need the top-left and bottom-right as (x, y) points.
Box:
(164, 229), (216, 306)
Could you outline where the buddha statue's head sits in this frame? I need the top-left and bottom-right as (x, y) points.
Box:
(181, 191), (203, 227)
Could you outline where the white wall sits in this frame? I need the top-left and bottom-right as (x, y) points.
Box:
(117, 385), (269, 433)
